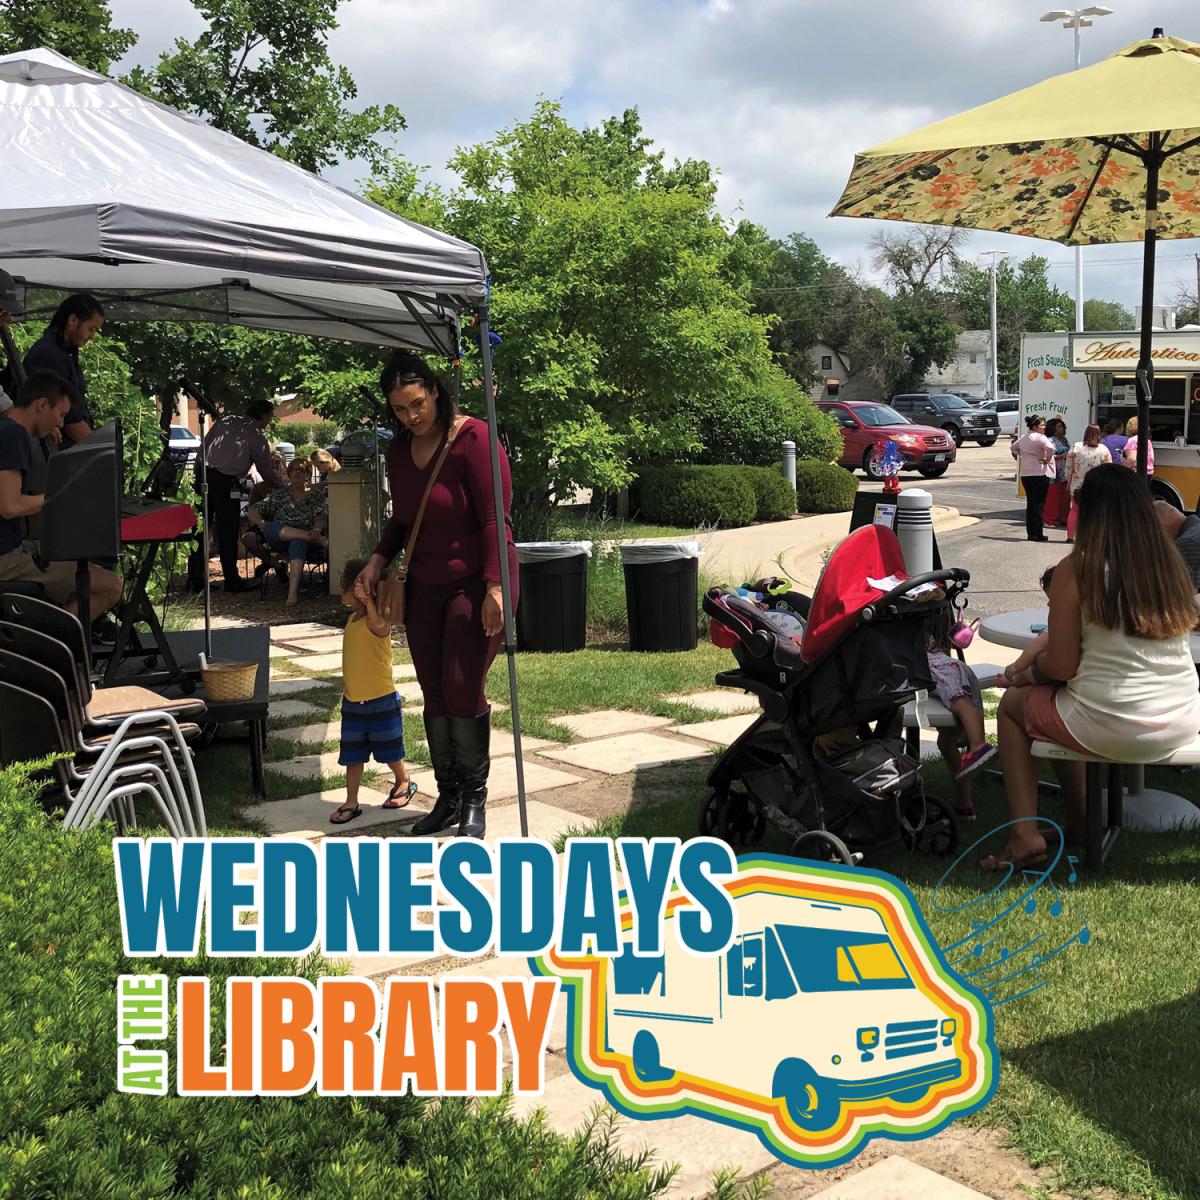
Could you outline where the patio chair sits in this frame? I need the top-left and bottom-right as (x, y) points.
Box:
(0, 679), (186, 837)
(0, 649), (201, 835)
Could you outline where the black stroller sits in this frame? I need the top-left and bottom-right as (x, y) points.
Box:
(699, 524), (967, 864)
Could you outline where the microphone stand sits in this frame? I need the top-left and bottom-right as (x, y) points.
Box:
(180, 382), (216, 661)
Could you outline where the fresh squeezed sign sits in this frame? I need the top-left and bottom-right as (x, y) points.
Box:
(1019, 333), (1091, 436)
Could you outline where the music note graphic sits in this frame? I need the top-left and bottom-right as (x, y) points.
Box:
(1066, 855), (1080, 885)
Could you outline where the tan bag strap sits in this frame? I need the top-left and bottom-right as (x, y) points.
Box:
(396, 422), (459, 579)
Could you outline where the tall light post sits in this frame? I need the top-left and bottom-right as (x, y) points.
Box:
(1040, 6), (1114, 332)
(982, 251), (1007, 401)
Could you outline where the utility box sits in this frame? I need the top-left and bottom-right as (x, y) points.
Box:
(325, 468), (382, 595)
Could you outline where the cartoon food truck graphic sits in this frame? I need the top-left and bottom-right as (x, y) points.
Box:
(605, 890), (966, 1131)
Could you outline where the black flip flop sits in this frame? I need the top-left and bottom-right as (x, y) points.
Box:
(382, 780), (418, 809)
(329, 804), (363, 825)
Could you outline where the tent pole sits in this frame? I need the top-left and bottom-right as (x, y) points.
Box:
(197, 406), (212, 660)
(476, 303), (527, 836)
(1135, 142), (1162, 479)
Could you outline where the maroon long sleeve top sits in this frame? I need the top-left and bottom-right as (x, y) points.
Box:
(373, 417), (514, 583)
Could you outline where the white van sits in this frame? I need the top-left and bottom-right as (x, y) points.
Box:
(606, 892), (963, 1130)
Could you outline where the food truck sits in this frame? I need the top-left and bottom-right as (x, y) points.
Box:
(1019, 329), (1200, 511)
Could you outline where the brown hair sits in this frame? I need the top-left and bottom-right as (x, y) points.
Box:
(1072, 465), (1197, 639)
(1083, 423), (1101, 447)
(342, 557), (368, 592)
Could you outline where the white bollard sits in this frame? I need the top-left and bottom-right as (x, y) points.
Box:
(895, 488), (934, 574)
(782, 440), (796, 489)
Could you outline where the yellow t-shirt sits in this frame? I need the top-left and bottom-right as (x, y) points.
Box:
(342, 613), (394, 702)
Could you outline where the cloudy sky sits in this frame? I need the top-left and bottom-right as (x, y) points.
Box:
(110, 0), (1200, 314)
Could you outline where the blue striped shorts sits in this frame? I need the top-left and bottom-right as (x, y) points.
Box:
(338, 691), (406, 766)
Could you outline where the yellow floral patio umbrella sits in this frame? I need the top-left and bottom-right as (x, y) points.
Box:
(832, 31), (1200, 475)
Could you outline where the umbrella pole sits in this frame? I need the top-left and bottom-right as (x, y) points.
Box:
(1135, 143), (1163, 479)
(476, 303), (528, 836)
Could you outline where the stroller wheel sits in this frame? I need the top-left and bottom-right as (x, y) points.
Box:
(915, 795), (960, 856)
(790, 830), (854, 866)
(698, 789), (723, 837)
(716, 790), (765, 849)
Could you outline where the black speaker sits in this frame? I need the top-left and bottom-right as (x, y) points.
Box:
(41, 420), (122, 562)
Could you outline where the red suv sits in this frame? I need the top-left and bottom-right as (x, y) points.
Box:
(817, 400), (957, 480)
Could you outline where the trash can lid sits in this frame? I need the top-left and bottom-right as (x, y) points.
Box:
(515, 540), (594, 562)
(618, 540), (702, 563)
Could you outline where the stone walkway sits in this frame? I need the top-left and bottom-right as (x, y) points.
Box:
(237, 619), (1004, 1200)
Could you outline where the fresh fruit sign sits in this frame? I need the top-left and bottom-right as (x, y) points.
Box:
(1019, 333), (1091, 436)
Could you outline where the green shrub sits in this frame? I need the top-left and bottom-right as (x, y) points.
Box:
(638, 466), (756, 529)
(744, 467), (796, 522)
(276, 419), (339, 448)
(691, 366), (841, 466)
(0, 764), (697, 1198)
(795, 460), (858, 513)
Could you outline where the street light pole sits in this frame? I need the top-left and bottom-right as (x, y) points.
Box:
(1041, 6), (1114, 332)
(983, 251), (1004, 402)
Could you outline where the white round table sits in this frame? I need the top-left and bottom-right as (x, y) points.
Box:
(981, 607), (1200, 662)
(979, 608), (1200, 831)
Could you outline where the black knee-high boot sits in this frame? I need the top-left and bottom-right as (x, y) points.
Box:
(451, 711), (491, 839)
(411, 714), (459, 836)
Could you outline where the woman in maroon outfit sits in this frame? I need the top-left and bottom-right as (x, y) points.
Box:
(355, 353), (517, 840)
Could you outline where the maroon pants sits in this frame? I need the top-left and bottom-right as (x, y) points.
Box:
(405, 557), (518, 718)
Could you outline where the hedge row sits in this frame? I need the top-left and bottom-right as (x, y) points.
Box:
(637, 464), (797, 528)
(0, 763), (711, 1199)
(795, 461), (859, 514)
(275, 419), (340, 448)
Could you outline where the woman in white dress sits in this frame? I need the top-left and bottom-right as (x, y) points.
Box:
(1064, 423), (1111, 543)
(987, 464), (1200, 870)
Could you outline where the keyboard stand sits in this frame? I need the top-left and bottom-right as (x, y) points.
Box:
(101, 532), (200, 692)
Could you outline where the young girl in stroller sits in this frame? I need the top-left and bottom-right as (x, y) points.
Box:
(926, 607), (996, 820)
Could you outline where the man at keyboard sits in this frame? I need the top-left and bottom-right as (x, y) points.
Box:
(201, 399), (284, 593)
(0, 372), (123, 613)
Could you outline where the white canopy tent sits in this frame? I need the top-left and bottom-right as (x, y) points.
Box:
(0, 47), (530, 830)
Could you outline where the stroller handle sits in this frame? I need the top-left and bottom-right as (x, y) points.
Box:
(862, 568), (970, 622)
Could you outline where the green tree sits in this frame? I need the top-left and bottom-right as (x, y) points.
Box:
(753, 234), (840, 386)
(953, 255), (1073, 390)
(870, 227), (964, 393)
(124, 0), (403, 175)
(0, 0), (135, 73)
(366, 102), (836, 508)
(1083, 298), (1133, 330)
(108, 0), (407, 419)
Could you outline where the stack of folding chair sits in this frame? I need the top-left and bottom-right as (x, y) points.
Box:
(0, 597), (207, 837)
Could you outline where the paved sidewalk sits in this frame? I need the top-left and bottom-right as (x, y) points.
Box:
(244, 620), (1013, 1200)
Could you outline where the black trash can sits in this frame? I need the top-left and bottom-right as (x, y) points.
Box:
(620, 541), (702, 652)
(515, 541), (592, 652)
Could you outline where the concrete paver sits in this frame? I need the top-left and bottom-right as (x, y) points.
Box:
(490, 729), (555, 758)
(281, 634), (344, 654)
(670, 714), (758, 746)
(663, 689), (760, 714)
(270, 621), (339, 642)
(269, 699), (326, 720)
(510, 1070), (778, 1199)
(808, 1156), (992, 1199)
(487, 757), (586, 801)
(549, 710), (673, 739)
(270, 720), (342, 747)
(268, 644), (294, 659)
(266, 751), (347, 780)
(393, 663), (418, 681)
(241, 783), (433, 835)
(541, 731), (713, 775)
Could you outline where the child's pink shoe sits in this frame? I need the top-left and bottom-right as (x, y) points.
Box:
(955, 743), (997, 781)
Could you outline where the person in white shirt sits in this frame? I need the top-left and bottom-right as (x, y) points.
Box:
(1010, 415), (1056, 542)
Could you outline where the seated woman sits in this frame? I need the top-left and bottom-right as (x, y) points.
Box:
(243, 458), (328, 607)
(311, 448), (340, 490)
(988, 464), (1200, 870)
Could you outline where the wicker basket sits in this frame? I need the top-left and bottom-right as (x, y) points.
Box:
(201, 660), (258, 702)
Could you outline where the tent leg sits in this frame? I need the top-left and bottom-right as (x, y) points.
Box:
(1135, 144), (1162, 479)
(477, 304), (527, 836)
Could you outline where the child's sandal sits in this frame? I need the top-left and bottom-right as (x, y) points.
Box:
(383, 780), (418, 809)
